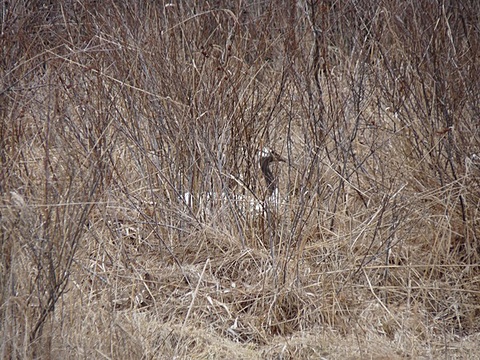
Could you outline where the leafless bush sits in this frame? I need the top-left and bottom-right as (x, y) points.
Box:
(1, 0), (479, 358)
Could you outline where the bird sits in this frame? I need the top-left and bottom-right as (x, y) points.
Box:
(180, 147), (287, 214)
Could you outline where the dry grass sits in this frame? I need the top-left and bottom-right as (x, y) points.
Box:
(1, 0), (479, 358)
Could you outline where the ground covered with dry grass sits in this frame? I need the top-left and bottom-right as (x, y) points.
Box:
(1, 1), (480, 359)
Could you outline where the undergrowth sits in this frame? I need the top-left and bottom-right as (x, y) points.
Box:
(1, 1), (479, 359)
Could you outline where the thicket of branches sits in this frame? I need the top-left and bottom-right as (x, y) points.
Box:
(1, 0), (479, 358)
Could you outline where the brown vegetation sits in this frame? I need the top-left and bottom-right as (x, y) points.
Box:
(1, 0), (479, 358)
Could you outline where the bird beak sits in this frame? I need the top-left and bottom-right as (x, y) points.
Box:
(273, 151), (287, 163)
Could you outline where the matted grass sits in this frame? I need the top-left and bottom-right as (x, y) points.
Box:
(1, 1), (479, 358)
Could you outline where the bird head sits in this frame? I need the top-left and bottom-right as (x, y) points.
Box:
(259, 147), (286, 163)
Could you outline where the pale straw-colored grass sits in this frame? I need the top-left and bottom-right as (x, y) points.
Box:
(1, 1), (479, 359)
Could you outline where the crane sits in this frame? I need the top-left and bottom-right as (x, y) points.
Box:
(181, 147), (287, 213)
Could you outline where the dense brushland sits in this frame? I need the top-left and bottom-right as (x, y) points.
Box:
(1, 1), (479, 358)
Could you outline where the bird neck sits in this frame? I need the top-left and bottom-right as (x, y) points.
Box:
(260, 157), (277, 195)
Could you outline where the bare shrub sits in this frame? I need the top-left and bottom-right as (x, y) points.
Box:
(1, 0), (479, 358)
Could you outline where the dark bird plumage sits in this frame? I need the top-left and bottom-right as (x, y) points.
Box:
(259, 148), (286, 196)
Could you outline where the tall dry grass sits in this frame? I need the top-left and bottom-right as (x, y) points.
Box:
(1, 0), (479, 358)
